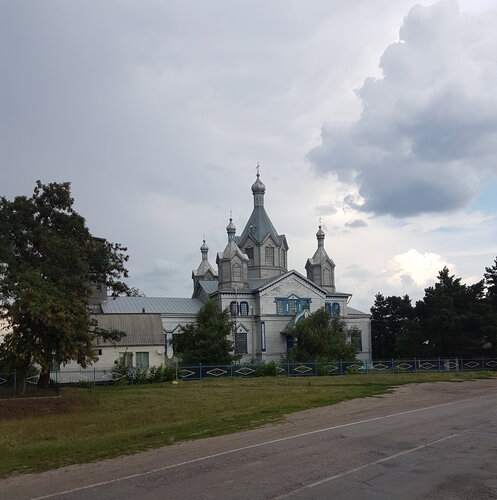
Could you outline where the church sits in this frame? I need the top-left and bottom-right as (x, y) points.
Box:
(88, 172), (371, 369)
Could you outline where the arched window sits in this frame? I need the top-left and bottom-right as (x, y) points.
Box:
(235, 331), (248, 354)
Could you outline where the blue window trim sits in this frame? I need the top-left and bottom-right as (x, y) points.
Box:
(230, 300), (250, 316)
(325, 302), (341, 316)
(274, 297), (312, 315)
(239, 301), (249, 316)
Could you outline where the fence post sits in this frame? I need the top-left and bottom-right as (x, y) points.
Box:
(482, 356), (485, 371)
(199, 363), (202, 380)
(391, 359), (395, 374)
(339, 359), (343, 375)
(438, 356), (441, 372)
(287, 361), (290, 377)
(93, 367), (96, 386)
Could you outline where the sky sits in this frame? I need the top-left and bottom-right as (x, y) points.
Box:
(2, 0), (497, 312)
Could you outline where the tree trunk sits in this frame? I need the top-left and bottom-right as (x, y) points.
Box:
(15, 356), (32, 397)
(16, 372), (27, 397)
(37, 366), (51, 389)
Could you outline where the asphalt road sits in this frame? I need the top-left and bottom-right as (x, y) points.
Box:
(1, 379), (496, 500)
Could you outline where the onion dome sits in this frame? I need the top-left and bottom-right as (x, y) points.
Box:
(316, 224), (325, 245)
(226, 217), (236, 241)
(251, 172), (266, 194)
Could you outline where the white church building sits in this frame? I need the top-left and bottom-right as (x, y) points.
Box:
(88, 172), (371, 369)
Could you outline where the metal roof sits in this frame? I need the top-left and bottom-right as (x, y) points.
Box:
(237, 205), (286, 247)
(247, 276), (276, 290)
(347, 306), (370, 316)
(92, 314), (164, 346)
(199, 281), (219, 295)
(101, 297), (204, 315)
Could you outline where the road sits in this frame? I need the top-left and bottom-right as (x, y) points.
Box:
(1, 379), (496, 499)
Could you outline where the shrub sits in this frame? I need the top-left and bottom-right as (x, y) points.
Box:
(254, 361), (278, 377)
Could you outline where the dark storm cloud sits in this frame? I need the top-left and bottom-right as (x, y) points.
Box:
(309, 1), (497, 217)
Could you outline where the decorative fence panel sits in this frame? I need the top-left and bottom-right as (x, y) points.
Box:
(2, 357), (497, 395)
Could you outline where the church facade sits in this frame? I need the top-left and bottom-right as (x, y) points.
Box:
(94, 172), (371, 367)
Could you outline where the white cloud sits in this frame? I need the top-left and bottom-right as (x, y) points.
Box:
(388, 249), (454, 286)
(309, 1), (497, 217)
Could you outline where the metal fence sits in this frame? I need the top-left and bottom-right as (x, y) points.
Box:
(177, 357), (497, 380)
(1, 357), (496, 392)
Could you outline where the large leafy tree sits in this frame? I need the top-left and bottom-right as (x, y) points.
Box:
(370, 293), (413, 359)
(409, 267), (497, 357)
(286, 308), (358, 362)
(0, 181), (130, 394)
(172, 300), (238, 365)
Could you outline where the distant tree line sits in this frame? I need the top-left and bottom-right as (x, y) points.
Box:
(371, 260), (497, 359)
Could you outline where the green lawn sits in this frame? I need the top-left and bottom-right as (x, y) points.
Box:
(0, 372), (493, 478)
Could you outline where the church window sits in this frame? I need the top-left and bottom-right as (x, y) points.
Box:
(239, 301), (249, 316)
(326, 302), (340, 316)
(235, 331), (248, 354)
(282, 250), (286, 268)
(275, 297), (312, 315)
(230, 301), (238, 316)
(288, 299), (298, 314)
(265, 246), (274, 266)
(245, 247), (254, 261)
(232, 263), (242, 281)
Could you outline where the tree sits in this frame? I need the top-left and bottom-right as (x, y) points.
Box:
(409, 267), (497, 357)
(172, 300), (238, 365)
(370, 293), (413, 359)
(484, 257), (497, 312)
(0, 181), (131, 394)
(286, 308), (358, 362)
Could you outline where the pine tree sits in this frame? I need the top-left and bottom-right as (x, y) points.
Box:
(370, 293), (413, 359)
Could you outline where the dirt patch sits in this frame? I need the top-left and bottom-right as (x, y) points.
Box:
(0, 388), (89, 420)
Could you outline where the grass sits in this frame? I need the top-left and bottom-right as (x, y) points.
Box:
(0, 371), (493, 478)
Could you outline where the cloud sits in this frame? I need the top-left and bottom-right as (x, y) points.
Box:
(314, 203), (337, 216)
(308, 1), (497, 217)
(387, 248), (454, 286)
(345, 219), (367, 228)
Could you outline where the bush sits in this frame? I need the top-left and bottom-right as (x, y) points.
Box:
(317, 364), (329, 377)
(254, 361), (279, 377)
